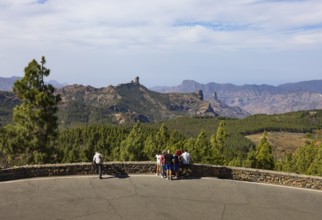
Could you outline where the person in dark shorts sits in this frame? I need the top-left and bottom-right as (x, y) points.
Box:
(164, 149), (173, 180)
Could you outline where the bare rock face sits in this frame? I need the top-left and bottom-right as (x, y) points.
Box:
(208, 92), (249, 119)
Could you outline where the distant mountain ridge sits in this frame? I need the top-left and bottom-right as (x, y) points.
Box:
(0, 79), (249, 126)
(2, 76), (322, 120)
(56, 79), (248, 126)
(150, 80), (322, 115)
(0, 77), (21, 91)
(278, 80), (322, 93)
(0, 76), (67, 91)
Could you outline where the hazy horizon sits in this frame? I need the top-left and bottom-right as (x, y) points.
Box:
(2, 75), (322, 89)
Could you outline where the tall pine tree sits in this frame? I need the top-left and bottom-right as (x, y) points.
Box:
(255, 131), (275, 170)
(2, 57), (61, 164)
(193, 129), (211, 163)
(155, 123), (169, 150)
(119, 121), (144, 161)
(210, 120), (227, 165)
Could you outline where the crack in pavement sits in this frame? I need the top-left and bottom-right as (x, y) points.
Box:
(88, 177), (123, 219)
(220, 204), (226, 220)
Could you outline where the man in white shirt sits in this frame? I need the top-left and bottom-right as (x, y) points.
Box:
(181, 150), (190, 176)
(93, 152), (104, 179)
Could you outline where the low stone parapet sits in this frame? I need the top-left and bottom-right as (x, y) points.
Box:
(191, 164), (322, 190)
(0, 162), (156, 181)
(1, 162), (321, 190)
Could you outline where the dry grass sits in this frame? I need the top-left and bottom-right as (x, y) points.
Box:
(245, 132), (308, 159)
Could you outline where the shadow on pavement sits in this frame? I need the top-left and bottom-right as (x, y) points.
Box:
(176, 176), (201, 180)
(100, 174), (130, 180)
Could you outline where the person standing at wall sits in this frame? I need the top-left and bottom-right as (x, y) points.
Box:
(160, 150), (166, 178)
(164, 149), (173, 180)
(181, 150), (190, 177)
(93, 152), (104, 179)
(155, 152), (162, 176)
(173, 150), (181, 179)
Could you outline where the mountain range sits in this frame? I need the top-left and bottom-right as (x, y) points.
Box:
(0, 76), (67, 91)
(1, 76), (322, 126)
(0, 77), (248, 126)
(151, 80), (322, 115)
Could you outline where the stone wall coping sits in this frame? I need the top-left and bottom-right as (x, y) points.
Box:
(0, 161), (155, 170)
(192, 163), (322, 180)
(1, 162), (322, 190)
(1, 162), (322, 180)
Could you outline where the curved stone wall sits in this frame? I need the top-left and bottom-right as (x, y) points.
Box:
(1, 162), (321, 190)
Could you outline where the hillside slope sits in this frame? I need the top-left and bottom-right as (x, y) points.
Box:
(0, 80), (249, 126)
(151, 80), (322, 114)
(56, 81), (249, 126)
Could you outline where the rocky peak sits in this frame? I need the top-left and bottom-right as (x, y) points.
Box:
(197, 90), (204, 101)
(131, 76), (140, 85)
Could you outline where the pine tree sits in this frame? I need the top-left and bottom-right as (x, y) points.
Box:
(255, 131), (275, 170)
(210, 121), (227, 165)
(308, 145), (322, 176)
(214, 121), (227, 153)
(183, 138), (195, 159)
(193, 129), (211, 163)
(119, 121), (144, 161)
(243, 146), (257, 168)
(2, 57), (61, 164)
(293, 142), (318, 174)
(143, 135), (156, 160)
(276, 153), (295, 173)
(155, 123), (169, 150)
(167, 130), (183, 152)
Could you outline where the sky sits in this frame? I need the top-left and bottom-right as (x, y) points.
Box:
(0, 0), (322, 88)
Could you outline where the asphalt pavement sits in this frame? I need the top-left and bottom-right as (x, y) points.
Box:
(1, 175), (322, 220)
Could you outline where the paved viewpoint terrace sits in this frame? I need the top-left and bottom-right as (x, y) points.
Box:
(1, 175), (322, 220)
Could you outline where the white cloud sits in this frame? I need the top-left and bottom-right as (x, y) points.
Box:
(1, 0), (322, 86)
(1, 0), (322, 51)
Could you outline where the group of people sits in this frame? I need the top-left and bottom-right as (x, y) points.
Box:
(156, 149), (190, 180)
(92, 149), (191, 180)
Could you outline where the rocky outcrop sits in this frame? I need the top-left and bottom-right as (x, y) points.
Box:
(208, 92), (249, 118)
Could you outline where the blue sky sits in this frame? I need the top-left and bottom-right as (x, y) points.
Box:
(0, 0), (322, 87)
